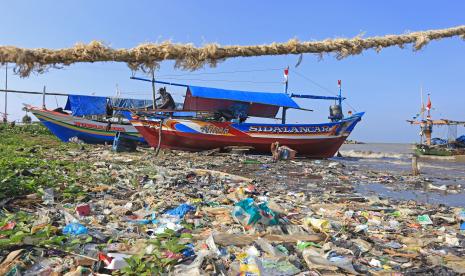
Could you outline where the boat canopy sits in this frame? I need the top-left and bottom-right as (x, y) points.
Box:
(64, 94), (153, 117)
(64, 95), (107, 117)
(183, 85), (300, 118)
(129, 77), (345, 118)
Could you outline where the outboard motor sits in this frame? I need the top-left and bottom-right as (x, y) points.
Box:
(329, 104), (343, 122)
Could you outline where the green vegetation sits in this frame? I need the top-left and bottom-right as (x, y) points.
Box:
(0, 210), (95, 253)
(0, 124), (93, 200)
(122, 229), (190, 275)
(0, 125), (110, 257)
(21, 114), (32, 124)
(0, 124), (195, 274)
(0, 122), (53, 136)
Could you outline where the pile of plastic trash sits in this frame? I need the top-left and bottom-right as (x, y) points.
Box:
(1, 145), (464, 275)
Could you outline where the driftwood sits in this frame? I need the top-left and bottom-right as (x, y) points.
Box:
(0, 25), (464, 77)
(192, 169), (253, 183)
(194, 232), (324, 246)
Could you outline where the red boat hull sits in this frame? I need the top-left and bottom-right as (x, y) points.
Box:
(135, 124), (346, 158)
(131, 115), (363, 158)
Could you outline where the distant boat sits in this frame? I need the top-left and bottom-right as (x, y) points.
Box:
(26, 94), (152, 144)
(130, 79), (364, 158)
(408, 118), (465, 156)
(408, 93), (465, 157)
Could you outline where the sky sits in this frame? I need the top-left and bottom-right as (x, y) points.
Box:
(0, 0), (464, 143)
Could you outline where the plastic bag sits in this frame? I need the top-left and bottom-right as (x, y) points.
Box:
(232, 198), (279, 229)
(63, 223), (88, 235)
(302, 248), (358, 275)
(164, 203), (196, 218)
(233, 198), (262, 227)
(417, 214), (433, 225)
(304, 217), (330, 233)
(42, 188), (54, 205)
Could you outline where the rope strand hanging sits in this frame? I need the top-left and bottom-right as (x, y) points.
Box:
(0, 25), (464, 77)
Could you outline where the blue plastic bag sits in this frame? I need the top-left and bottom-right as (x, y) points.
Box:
(63, 222), (88, 235)
(233, 198), (262, 226)
(181, 244), (195, 258)
(456, 135), (465, 144)
(233, 198), (279, 227)
(164, 204), (196, 218)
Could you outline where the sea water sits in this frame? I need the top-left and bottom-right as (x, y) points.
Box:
(336, 143), (465, 207)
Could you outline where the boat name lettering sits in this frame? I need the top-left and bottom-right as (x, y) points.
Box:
(74, 122), (125, 132)
(200, 125), (229, 134)
(249, 125), (331, 133)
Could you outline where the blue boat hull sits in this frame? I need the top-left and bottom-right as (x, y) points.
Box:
(30, 107), (144, 144)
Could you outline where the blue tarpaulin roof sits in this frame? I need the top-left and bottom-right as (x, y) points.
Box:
(188, 85), (300, 109)
(65, 95), (154, 117)
(64, 95), (108, 116)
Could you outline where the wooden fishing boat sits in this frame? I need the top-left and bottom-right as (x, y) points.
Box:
(408, 93), (465, 157)
(27, 106), (144, 144)
(129, 78), (364, 158)
(132, 115), (363, 157)
(26, 94), (151, 144)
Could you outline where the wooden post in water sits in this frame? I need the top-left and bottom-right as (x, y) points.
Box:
(411, 154), (420, 175)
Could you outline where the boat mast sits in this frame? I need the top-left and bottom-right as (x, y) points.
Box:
(282, 66), (289, 124)
(424, 93), (432, 145)
(151, 70), (156, 109)
(420, 86), (424, 144)
(426, 93), (431, 120)
(42, 86), (46, 109)
(3, 63), (7, 123)
(115, 84), (120, 98)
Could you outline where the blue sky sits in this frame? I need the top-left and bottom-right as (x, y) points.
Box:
(0, 0), (464, 142)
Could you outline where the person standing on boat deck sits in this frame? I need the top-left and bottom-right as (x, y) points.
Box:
(156, 87), (175, 110)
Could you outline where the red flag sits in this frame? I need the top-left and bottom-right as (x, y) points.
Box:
(426, 94), (432, 111)
(338, 80), (341, 87)
(284, 67), (289, 82)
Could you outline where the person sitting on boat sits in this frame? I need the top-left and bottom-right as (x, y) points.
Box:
(156, 87), (175, 110)
(105, 101), (114, 118)
(232, 103), (248, 123)
(52, 107), (68, 115)
(214, 109), (234, 122)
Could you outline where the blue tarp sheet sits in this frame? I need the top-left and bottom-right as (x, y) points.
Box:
(64, 95), (108, 116)
(110, 98), (154, 110)
(431, 138), (447, 145)
(65, 95), (154, 117)
(188, 85), (300, 109)
(110, 98), (154, 120)
(456, 135), (465, 143)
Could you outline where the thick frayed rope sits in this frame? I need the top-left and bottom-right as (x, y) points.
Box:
(0, 25), (464, 77)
